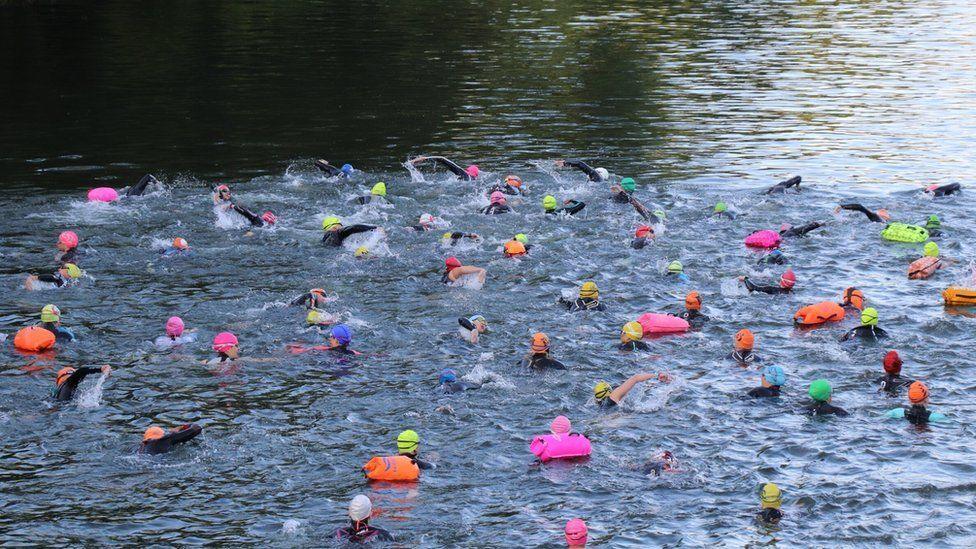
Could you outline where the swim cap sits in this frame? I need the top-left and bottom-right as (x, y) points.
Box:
(621, 321), (643, 342)
(861, 307), (879, 326)
(514, 233), (528, 244)
(594, 381), (612, 401)
(340, 164), (354, 175)
(595, 167), (609, 180)
(883, 350), (902, 374)
(442, 232), (453, 239)
(261, 211), (277, 225)
(348, 494), (372, 522)
(143, 426), (165, 442)
(908, 381), (929, 404)
(56, 367), (75, 386)
(550, 415), (571, 435)
(310, 288), (326, 298)
(565, 518), (588, 546)
(808, 379), (832, 402)
(620, 177), (636, 192)
(63, 263), (82, 279)
(842, 287), (865, 310)
(925, 184), (938, 192)
(579, 281), (599, 299)
(762, 365), (786, 387)
(667, 260), (683, 274)
(354, 246), (370, 258)
(531, 332), (550, 353)
(734, 329), (754, 351)
(445, 256), (461, 270)
(779, 269), (796, 289)
(396, 429), (419, 454)
(653, 209), (666, 221)
(439, 368), (457, 384)
(503, 240), (526, 256)
(322, 216), (341, 230)
(306, 310), (328, 325)
(215, 184), (230, 194)
(760, 483), (781, 509)
(331, 324), (352, 345)
(58, 230), (79, 249)
(714, 202), (727, 213)
(505, 175), (523, 187)
(489, 191), (506, 205)
(925, 214), (941, 229)
(165, 316), (185, 337)
(419, 213), (435, 226)
(685, 291), (702, 311)
(923, 241), (939, 257)
(212, 332), (238, 352)
(779, 223), (792, 233)
(543, 195), (557, 211)
(173, 237), (189, 250)
(465, 165), (480, 179)
(40, 304), (61, 323)
(877, 209), (891, 221)
(469, 314), (487, 329)
(370, 182), (386, 196)
(635, 225), (653, 238)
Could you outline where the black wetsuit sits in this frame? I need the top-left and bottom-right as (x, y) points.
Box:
(546, 200), (586, 216)
(903, 405), (934, 425)
(840, 325), (889, 341)
(758, 508), (783, 524)
(314, 160), (349, 178)
(618, 341), (651, 352)
(523, 353), (567, 370)
(289, 293), (326, 309)
(333, 523), (394, 543)
(563, 160), (605, 182)
(729, 350), (758, 364)
(748, 385), (781, 398)
(442, 381), (480, 393)
(58, 248), (80, 268)
(350, 195), (388, 206)
(927, 183), (961, 197)
(612, 190), (631, 204)
(322, 225), (377, 246)
(596, 397), (619, 409)
(41, 322), (75, 342)
(640, 459), (676, 476)
(487, 184), (523, 196)
(559, 297), (606, 312)
(714, 210), (737, 220)
(632, 236), (650, 249)
(442, 232), (478, 245)
(139, 424), (203, 455)
(126, 174), (159, 197)
(780, 221), (824, 237)
(839, 203), (884, 222)
(877, 374), (913, 394)
(52, 367), (102, 401)
(480, 204), (511, 215)
(232, 204), (265, 227)
(758, 252), (787, 265)
(428, 157), (473, 180)
(806, 401), (849, 417)
(328, 344), (357, 355)
(677, 310), (709, 329)
(743, 278), (790, 295)
(35, 272), (69, 287)
(402, 452), (435, 470)
(763, 176), (801, 194)
(925, 225), (943, 238)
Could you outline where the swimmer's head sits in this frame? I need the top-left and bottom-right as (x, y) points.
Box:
(530, 332), (550, 353)
(439, 368), (457, 384)
(469, 314), (488, 331)
(173, 237), (189, 250)
(595, 167), (609, 181)
(620, 177), (636, 192)
(212, 332), (239, 356)
(348, 494), (371, 523)
(143, 426), (165, 442)
(322, 216), (341, 231)
(565, 518), (588, 547)
(734, 329), (754, 351)
(165, 316), (185, 337)
(653, 209), (666, 221)
(779, 223), (792, 233)
(685, 291), (702, 311)
(370, 182), (386, 197)
(876, 209), (891, 221)
(908, 381), (929, 404)
(444, 256), (461, 271)
(514, 233), (528, 244)
(306, 310), (329, 325)
(808, 379), (832, 402)
(396, 429), (419, 454)
(925, 184), (938, 193)
(40, 304), (61, 323)
(579, 281), (599, 300)
(861, 307), (879, 326)
(714, 202), (728, 214)
(503, 240), (526, 257)
(419, 213), (436, 227)
(58, 230), (79, 250)
(340, 164), (354, 175)
(465, 165), (480, 179)
(62, 263), (83, 279)
(842, 287), (865, 310)
(261, 211), (277, 225)
(621, 321), (643, 343)
(667, 260), (683, 274)
(354, 246), (370, 258)
(635, 225), (653, 239)
(330, 324), (352, 346)
(761, 365), (786, 387)
(505, 175), (523, 188)
(489, 191), (506, 205)
(760, 483), (781, 509)
(925, 214), (941, 229)
(543, 195), (558, 212)
(56, 367), (75, 386)
(594, 381), (612, 401)
(550, 415), (571, 435)
(923, 241), (939, 257)
(883, 350), (902, 374)
(214, 184), (231, 199)
(779, 269), (796, 289)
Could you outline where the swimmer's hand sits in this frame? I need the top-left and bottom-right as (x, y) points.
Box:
(657, 372), (672, 383)
(101, 365), (112, 376)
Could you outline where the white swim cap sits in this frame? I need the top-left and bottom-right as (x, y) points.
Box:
(595, 167), (609, 181)
(348, 495), (372, 521)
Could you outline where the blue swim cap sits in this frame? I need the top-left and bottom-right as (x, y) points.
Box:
(439, 368), (457, 384)
(769, 250), (783, 258)
(341, 164), (354, 175)
(331, 324), (352, 345)
(762, 365), (786, 386)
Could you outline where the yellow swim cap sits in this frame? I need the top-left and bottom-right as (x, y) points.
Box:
(354, 246), (369, 257)
(861, 307), (879, 326)
(371, 182), (387, 196)
(594, 381), (612, 400)
(579, 281), (599, 299)
(63, 263), (82, 279)
(622, 321), (643, 342)
(442, 232), (453, 239)
(760, 483), (781, 509)
(923, 241), (939, 257)
(306, 310), (327, 325)
(322, 216), (341, 230)
(41, 304), (61, 323)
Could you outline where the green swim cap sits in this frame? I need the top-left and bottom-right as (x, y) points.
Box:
(322, 216), (341, 230)
(621, 177), (636, 192)
(514, 233), (528, 244)
(808, 379), (832, 402)
(653, 210), (666, 221)
(668, 260), (683, 274)
(925, 214), (941, 229)
(371, 182), (387, 196)
(714, 202), (728, 213)
(923, 241), (939, 257)
(396, 429), (419, 454)
(543, 195), (557, 211)
(442, 232), (453, 239)
(861, 307), (878, 326)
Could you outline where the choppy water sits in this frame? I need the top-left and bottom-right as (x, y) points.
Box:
(1, 1), (975, 547)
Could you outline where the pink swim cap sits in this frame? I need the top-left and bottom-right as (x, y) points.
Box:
(165, 316), (185, 337)
(779, 223), (792, 232)
(551, 415), (571, 435)
(465, 165), (480, 179)
(261, 211), (277, 225)
(58, 230), (79, 249)
(925, 184), (938, 192)
(490, 191), (506, 205)
(565, 518), (588, 546)
(212, 331), (239, 352)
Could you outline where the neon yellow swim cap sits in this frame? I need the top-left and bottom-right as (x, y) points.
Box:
(396, 429), (419, 454)
(761, 483), (781, 509)
(371, 182), (387, 196)
(543, 195), (557, 211)
(41, 304), (61, 323)
(579, 281), (598, 299)
(594, 381), (612, 400)
(63, 263), (82, 279)
(354, 246), (369, 257)
(861, 307), (878, 326)
(322, 216), (341, 230)
(923, 241), (939, 257)
(514, 233), (528, 244)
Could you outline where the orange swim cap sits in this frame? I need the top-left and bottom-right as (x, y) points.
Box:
(505, 175), (523, 187)
(735, 329), (754, 350)
(503, 240), (527, 257)
(531, 332), (550, 353)
(843, 287), (865, 310)
(908, 381), (929, 404)
(143, 426), (165, 442)
(173, 237), (189, 250)
(635, 225), (653, 239)
(685, 291), (702, 311)
(876, 209), (891, 221)
(56, 367), (75, 386)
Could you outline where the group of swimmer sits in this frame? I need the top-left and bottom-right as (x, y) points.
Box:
(11, 153), (969, 544)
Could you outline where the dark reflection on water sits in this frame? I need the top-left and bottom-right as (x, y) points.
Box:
(1, 1), (975, 546)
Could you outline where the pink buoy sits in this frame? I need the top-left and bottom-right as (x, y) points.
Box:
(637, 313), (690, 336)
(87, 187), (119, 202)
(529, 433), (592, 462)
(744, 229), (781, 249)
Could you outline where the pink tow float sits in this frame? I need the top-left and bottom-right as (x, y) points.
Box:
(637, 313), (690, 336)
(744, 229), (781, 249)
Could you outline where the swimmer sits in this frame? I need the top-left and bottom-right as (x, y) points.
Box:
(923, 214), (943, 237)
(640, 450), (679, 476)
(438, 368), (480, 393)
(512, 233), (532, 253)
(125, 174), (162, 197)
(154, 316), (193, 347)
(440, 231), (481, 246)
(554, 159), (609, 182)
(350, 182), (389, 205)
(738, 268), (795, 295)
(321, 216), (380, 246)
(442, 256), (487, 285)
(232, 203), (273, 227)
(565, 519), (588, 548)
(877, 350), (914, 394)
(543, 195), (585, 216)
(354, 246), (370, 259)
(161, 237), (190, 257)
(25, 262), (83, 290)
(611, 177), (637, 203)
(212, 184), (233, 207)
(56, 230), (80, 266)
(409, 213), (440, 231)
(757, 483), (784, 524)
(909, 242), (948, 279)
(408, 155), (479, 180)
(503, 239), (527, 258)
(779, 221), (824, 238)
(139, 424), (203, 455)
(806, 379), (849, 416)
(839, 307), (889, 341)
(488, 174), (525, 196)
(290, 288), (330, 310)
(521, 332), (567, 370)
(631, 225), (654, 249)
(325, 324), (357, 354)
(211, 332), (240, 363)
(481, 191), (512, 215)
(839, 287), (865, 312)
(729, 329), (758, 364)
(558, 281), (606, 312)
(594, 372), (670, 408)
(395, 429), (435, 470)
(757, 249), (787, 265)
(748, 365), (785, 398)
(314, 159), (355, 178)
(618, 321), (649, 352)
(677, 291), (709, 328)
(666, 261), (690, 283)
(53, 365), (111, 401)
(39, 304), (75, 342)
(885, 381), (947, 424)
(835, 203), (891, 223)
(762, 175), (801, 194)
(333, 495), (394, 543)
(712, 202), (736, 220)
(924, 183), (961, 197)
(458, 314), (488, 343)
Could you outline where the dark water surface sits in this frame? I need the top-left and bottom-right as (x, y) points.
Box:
(1, 1), (975, 546)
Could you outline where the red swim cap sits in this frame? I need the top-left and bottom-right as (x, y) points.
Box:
(635, 225), (653, 238)
(58, 230), (79, 249)
(883, 350), (902, 374)
(445, 257), (462, 270)
(780, 269), (796, 289)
